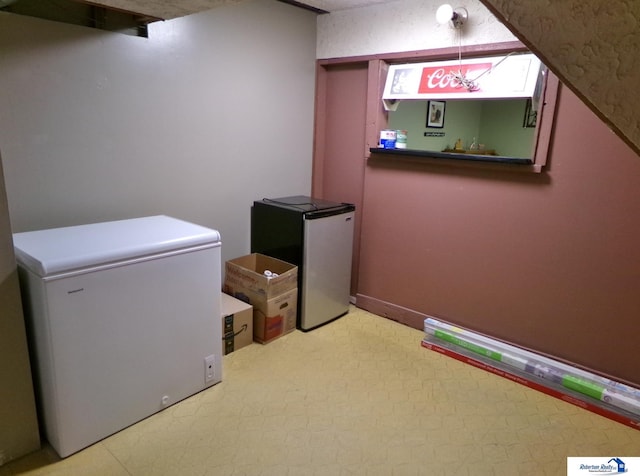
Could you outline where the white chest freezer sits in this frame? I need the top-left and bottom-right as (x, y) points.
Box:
(13, 215), (223, 458)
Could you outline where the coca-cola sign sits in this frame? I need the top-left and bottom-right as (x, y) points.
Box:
(382, 54), (542, 109)
(418, 63), (493, 94)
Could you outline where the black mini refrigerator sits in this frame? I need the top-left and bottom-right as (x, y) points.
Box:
(251, 196), (355, 331)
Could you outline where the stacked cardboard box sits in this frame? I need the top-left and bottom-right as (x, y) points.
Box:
(221, 293), (253, 355)
(223, 254), (298, 344)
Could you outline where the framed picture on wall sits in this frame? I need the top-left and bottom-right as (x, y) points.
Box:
(523, 98), (537, 128)
(426, 100), (446, 128)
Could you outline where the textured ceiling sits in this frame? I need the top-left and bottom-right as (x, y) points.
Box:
(83, 0), (397, 20)
(82, 0), (245, 20)
(291, 0), (395, 12)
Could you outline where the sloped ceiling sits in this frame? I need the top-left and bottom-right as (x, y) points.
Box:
(478, 0), (640, 156)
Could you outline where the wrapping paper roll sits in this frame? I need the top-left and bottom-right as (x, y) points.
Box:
(424, 318), (640, 416)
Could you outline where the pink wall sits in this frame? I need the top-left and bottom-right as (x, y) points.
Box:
(313, 63), (368, 295)
(354, 85), (640, 387)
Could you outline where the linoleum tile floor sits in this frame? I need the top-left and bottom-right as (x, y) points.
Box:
(3, 306), (639, 476)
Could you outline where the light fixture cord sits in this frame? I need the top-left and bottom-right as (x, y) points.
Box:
(457, 24), (463, 67)
(470, 52), (516, 83)
(452, 23), (517, 92)
(452, 24), (478, 92)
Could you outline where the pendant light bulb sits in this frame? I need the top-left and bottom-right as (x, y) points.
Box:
(436, 4), (454, 25)
(436, 4), (468, 29)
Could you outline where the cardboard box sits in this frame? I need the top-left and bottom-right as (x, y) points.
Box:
(252, 287), (297, 344)
(223, 253), (297, 304)
(221, 293), (253, 355)
(223, 253), (299, 344)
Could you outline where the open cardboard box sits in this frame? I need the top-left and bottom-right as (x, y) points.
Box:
(223, 254), (298, 344)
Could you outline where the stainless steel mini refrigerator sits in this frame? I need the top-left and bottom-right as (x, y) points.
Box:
(251, 196), (355, 331)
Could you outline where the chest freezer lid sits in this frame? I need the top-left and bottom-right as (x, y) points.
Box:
(13, 215), (221, 277)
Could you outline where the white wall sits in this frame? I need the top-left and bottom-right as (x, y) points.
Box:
(0, 0), (316, 264)
(317, 0), (516, 59)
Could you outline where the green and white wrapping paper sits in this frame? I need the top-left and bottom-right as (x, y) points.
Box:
(424, 318), (640, 416)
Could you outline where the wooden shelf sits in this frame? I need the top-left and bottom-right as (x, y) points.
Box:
(442, 148), (497, 156)
(368, 148), (542, 173)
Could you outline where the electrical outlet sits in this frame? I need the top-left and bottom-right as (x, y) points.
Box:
(204, 355), (215, 384)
